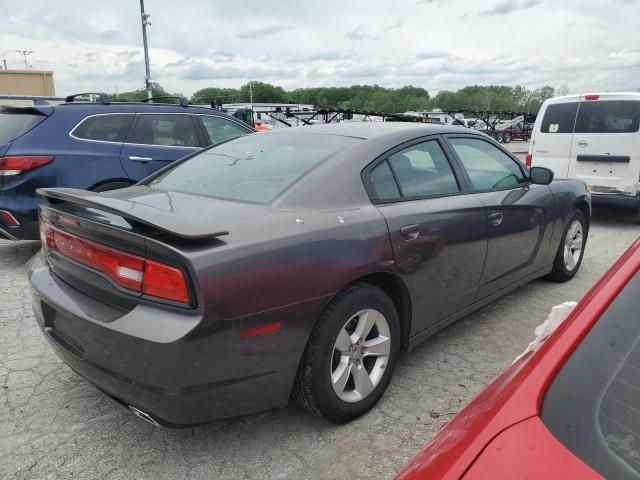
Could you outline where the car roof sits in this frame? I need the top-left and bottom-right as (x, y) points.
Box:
(265, 121), (470, 140)
(53, 102), (238, 118)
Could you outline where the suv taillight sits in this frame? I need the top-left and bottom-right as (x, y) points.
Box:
(525, 153), (533, 167)
(40, 222), (190, 304)
(0, 156), (54, 176)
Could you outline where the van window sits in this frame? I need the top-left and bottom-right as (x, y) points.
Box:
(540, 102), (579, 133)
(575, 101), (640, 134)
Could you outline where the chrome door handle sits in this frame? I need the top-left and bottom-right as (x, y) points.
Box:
(400, 224), (420, 241)
(488, 211), (503, 226)
(128, 156), (153, 163)
(577, 140), (588, 148)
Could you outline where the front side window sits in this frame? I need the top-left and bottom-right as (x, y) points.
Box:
(540, 102), (579, 133)
(72, 114), (133, 142)
(574, 100), (640, 134)
(149, 132), (360, 204)
(448, 137), (526, 191)
(127, 114), (200, 147)
(386, 140), (460, 198)
(199, 115), (250, 144)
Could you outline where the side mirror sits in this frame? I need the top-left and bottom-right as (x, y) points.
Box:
(530, 166), (554, 185)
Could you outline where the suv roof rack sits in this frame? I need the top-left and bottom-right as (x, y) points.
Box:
(65, 92), (111, 104)
(141, 96), (189, 107)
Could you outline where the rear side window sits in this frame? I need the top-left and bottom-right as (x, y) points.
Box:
(449, 137), (525, 190)
(199, 115), (250, 144)
(540, 102), (579, 133)
(72, 114), (133, 142)
(0, 110), (46, 144)
(127, 114), (200, 147)
(386, 141), (460, 198)
(370, 161), (401, 201)
(575, 101), (640, 133)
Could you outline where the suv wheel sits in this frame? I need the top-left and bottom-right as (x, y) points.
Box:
(293, 284), (400, 423)
(548, 208), (587, 282)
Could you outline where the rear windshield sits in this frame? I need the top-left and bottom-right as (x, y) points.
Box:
(575, 100), (640, 134)
(148, 132), (360, 204)
(539, 102), (579, 133)
(0, 109), (46, 144)
(542, 273), (640, 479)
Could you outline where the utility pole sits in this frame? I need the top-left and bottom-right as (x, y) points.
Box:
(139, 0), (152, 99)
(16, 50), (33, 69)
(2, 59), (7, 70)
(249, 81), (253, 106)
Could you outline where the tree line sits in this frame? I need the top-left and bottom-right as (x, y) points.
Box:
(111, 82), (557, 114)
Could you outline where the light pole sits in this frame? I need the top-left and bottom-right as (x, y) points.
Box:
(16, 50), (33, 69)
(139, 0), (152, 99)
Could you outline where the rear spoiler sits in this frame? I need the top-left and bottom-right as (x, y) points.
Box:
(37, 188), (229, 240)
(0, 105), (54, 116)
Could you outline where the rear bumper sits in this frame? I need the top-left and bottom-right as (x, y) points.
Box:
(0, 192), (41, 240)
(28, 254), (318, 426)
(591, 193), (640, 209)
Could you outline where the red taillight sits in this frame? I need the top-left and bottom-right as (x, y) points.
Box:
(525, 153), (533, 167)
(142, 260), (190, 304)
(0, 156), (54, 176)
(584, 94), (600, 101)
(41, 222), (190, 304)
(0, 210), (20, 227)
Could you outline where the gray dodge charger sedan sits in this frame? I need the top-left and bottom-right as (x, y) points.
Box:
(28, 123), (590, 425)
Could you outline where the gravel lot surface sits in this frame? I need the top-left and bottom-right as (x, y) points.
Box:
(1, 204), (637, 480)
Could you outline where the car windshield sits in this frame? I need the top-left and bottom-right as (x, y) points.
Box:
(148, 132), (360, 204)
(542, 272), (640, 479)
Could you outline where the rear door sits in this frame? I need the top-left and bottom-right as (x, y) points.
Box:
(530, 98), (579, 177)
(364, 137), (488, 335)
(120, 113), (202, 180)
(569, 95), (640, 196)
(446, 135), (555, 299)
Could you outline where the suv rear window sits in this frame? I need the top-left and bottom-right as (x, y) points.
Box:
(575, 100), (640, 133)
(72, 114), (133, 142)
(0, 109), (46, 144)
(149, 132), (360, 204)
(540, 102), (579, 133)
(542, 273), (640, 479)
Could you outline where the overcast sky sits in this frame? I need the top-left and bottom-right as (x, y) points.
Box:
(1, 0), (639, 97)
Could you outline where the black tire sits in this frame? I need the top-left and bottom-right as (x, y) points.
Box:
(548, 208), (587, 282)
(495, 132), (504, 143)
(503, 132), (512, 143)
(92, 181), (133, 193)
(293, 283), (400, 423)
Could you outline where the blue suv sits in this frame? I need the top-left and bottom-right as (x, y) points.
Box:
(0, 93), (254, 240)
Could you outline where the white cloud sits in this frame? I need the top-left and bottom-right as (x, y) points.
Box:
(1, 0), (638, 97)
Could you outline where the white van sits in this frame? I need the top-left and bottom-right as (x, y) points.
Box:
(527, 92), (640, 213)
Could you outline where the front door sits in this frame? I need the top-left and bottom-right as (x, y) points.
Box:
(120, 113), (202, 181)
(445, 136), (555, 299)
(366, 137), (488, 335)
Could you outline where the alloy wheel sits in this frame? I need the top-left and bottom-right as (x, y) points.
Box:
(563, 219), (584, 271)
(330, 309), (391, 403)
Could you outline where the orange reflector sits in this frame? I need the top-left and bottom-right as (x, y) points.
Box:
(241, 321), (284, 340)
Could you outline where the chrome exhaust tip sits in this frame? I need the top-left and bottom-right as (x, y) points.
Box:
(128, 405), (162, 427)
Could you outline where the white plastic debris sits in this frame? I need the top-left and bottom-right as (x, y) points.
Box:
(513, 301), (577, 364)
